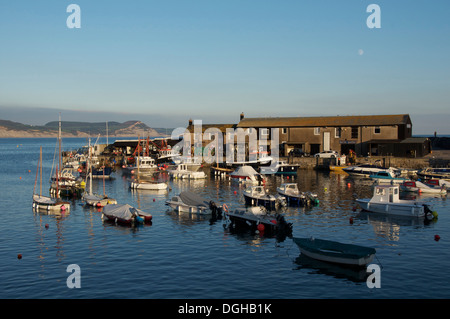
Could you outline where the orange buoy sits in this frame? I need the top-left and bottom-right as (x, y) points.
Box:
(257, 223), (265, 232)
(435, 235), (441, 241)
(17, 254), (22, 260)
(45, 224), (49, 229)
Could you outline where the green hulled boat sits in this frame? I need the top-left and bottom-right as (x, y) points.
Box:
(293, 237), (376, 267)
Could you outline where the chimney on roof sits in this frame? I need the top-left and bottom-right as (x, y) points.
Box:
(188, 118), (193, 126)
(240, 112), (244, 121)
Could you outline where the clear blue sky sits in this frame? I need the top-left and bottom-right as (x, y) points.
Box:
(0, 1), (449, 134)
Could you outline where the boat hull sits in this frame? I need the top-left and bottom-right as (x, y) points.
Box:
(32, 195), (70, 213)
(243, 194), (285, 210)
(356, 199), (425, 217)
(130, 181), (168, 190)
(293, 237), (376, 267)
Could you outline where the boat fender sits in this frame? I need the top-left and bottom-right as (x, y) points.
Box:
(61, 205), (66, 211)
(257, 223), (265, 232)
(223, 204), (229, 212)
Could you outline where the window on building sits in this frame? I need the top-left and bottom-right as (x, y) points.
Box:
(282, 128), (287, 134)
(374, 126), (381, 134)
(351, 126), (358, 139)
(260, 128), (269, 136)
(314, 127), (320, 135)
(335, 127), (341, 138)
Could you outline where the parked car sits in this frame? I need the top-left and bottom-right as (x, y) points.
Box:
(314, 150), (339, 158)
(289, 148), (309, 157)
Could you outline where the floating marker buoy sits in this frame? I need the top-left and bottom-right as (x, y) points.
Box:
(19, 176), (22, 180)
(45, 224), (49, 229)
(234, 191), (237, 195)
(17, 254), (22, 259)
(324, 187), (327, 191)
(435, 235), (441, 241)
(153, 198), (156, 202)
(28, 170), (31, 173)
(349, 217), (354, 224)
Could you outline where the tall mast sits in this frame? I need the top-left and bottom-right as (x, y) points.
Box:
(40, 146), (43, 196)
(58, 113), (62, 175)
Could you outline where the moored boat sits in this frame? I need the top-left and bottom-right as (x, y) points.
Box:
(343, 164), (390, 178)
(230, 165), (265, 184)
(243, 185), (286, 210)
(417, 167), (450, 180)
(165, 191), (211, 214)
(293, 237), (376, 267)
(102, 204), (152, 225)
(277, 183), (319, 206)
(259, 161), (300, 175)
(224, 206), (293, 237)
(356, 184), (437, 217)
(400, 180), (447, 194)
(370, 169), (407, 184)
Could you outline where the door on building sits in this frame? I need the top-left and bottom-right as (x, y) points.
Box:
(323, 132), (330, 151)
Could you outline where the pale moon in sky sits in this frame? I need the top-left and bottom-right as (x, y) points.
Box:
(358, 49), (364, 55)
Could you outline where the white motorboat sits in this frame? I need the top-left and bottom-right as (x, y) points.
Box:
(165, 191), (211, 214)
(168, 164), (206, 179)
(343, 164), (391, 178)
(259, 161), (300, 175)
(400, 180), (447, 194)
(417, 167), (450, 180)
(425, 179), (450, 189)
(243, 185), (286, 210)
(230, 166), (265, 184)
(370, 169), (407, 184)
(356, 184), (437, 217)
(130, 180), (168, 190)
(276, 183), (319, 206)
(125, 156), (158, 174)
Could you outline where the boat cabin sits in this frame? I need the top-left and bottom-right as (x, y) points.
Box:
(138, 156), (155, 166)
(370, 185), (400, 203)
(245, 186), (267, 197)
(278, 183), (299, 195)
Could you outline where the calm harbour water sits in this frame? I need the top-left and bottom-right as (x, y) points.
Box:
(1, 137), (449, 299)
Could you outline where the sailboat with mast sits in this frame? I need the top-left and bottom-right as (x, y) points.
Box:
(32, 146), (71, 213)
(82, 138), (117, 207)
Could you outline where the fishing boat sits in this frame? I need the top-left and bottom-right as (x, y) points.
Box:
(293, 237), (376, 267)
(417, 167), (450, 180)
(32, 146), (71, 213)
(165, 191), (211, 214)
(400, 180), (447, 194)
(343, 164), (390, 177)
(259, 161), (300, 175)
(125, 156), (158, 174)
(230, 165), (265, 184)
(356, 184), (437, 217)
(129, 149), (169, 190)
(243, 185), (286, 210)
(224, 206), (293, 237)
(168, 164), (206, 179)
(102, 204), (152, 225)
(276, 183), (319, 206)
(369, 169), (407, 184)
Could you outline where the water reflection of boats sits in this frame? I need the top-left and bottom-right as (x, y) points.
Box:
(294, 254), (370, 283)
